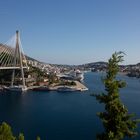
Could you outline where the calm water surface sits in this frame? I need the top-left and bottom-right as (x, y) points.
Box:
(0, 72), (140, 140)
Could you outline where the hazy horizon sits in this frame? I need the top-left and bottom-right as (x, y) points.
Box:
(0, 0), (140, 65)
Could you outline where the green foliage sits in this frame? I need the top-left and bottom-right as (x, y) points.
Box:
(36, 136), (41, 140)
(70, 81), (76, 86)
(0, 70), (12, 83)
(18, 133), (24, 140)
(94, 52), (140, 140)
(48, 73), (59, 84)
(60, 80), (76, 86)
(0, 122), (15, 140)
(0, 69), (23, 85)
(30, 66), (46, 78)
(0, 122), (41, 140)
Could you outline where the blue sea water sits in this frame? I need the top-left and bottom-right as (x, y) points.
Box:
(0, 72), (140, 140)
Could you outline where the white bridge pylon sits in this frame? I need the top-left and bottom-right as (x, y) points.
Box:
(0, 31), (28, 69)
(0, 30), (28, 88)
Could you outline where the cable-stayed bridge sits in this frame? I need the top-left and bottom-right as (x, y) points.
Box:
(0, 31), (28, 91)
(0, 31), (28, 69)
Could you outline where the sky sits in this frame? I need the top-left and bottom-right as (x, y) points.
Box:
(0, 0), (140, 65)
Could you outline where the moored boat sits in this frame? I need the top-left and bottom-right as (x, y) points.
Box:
(57, 86), (79, 92)
(4, 86), (27, 92)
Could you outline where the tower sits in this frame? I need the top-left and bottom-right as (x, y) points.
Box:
(11, 30), (26, 90)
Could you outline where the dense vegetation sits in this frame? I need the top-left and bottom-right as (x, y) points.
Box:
(0, 70), (13, 85)
(94, 52), (140, 140)
(0, 122), (41, 140)
(0, 65), (47, 86)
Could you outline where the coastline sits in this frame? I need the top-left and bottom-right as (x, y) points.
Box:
(29, 81), (88, 92)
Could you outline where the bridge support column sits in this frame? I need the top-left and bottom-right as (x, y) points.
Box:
(11, 30), (26, 88)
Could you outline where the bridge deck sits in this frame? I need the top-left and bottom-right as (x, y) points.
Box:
(0, 67), (28, 70)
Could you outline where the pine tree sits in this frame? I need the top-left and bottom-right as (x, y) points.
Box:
(94, 52), (140, 140)
(36, 136), (41, 140)
(18, 133), (24, 140)
(0, 122), (16, 140)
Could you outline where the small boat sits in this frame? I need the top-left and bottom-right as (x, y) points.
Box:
(57, 86), (78, 92)
(4, 86), (27, 92)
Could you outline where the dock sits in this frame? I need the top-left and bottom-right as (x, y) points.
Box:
(74, 81), (88, 91)
(48, 81), (88, 91)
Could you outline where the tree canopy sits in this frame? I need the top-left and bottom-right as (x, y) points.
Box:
(94, 52), (140, 140)
(0, 122), (41, 140)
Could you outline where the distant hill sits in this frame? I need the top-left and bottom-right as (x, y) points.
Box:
(1, 43), (139, 68)
(78, 61), (140, 68)
(78, 61), (108, 68)
(87, 61), (107, 66)
(25, 55), (39, 62)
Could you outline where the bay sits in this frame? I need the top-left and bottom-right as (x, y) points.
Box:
(0, 72), (140, 140)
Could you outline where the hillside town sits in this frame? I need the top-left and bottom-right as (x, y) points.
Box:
(0, 54), (88, 92)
